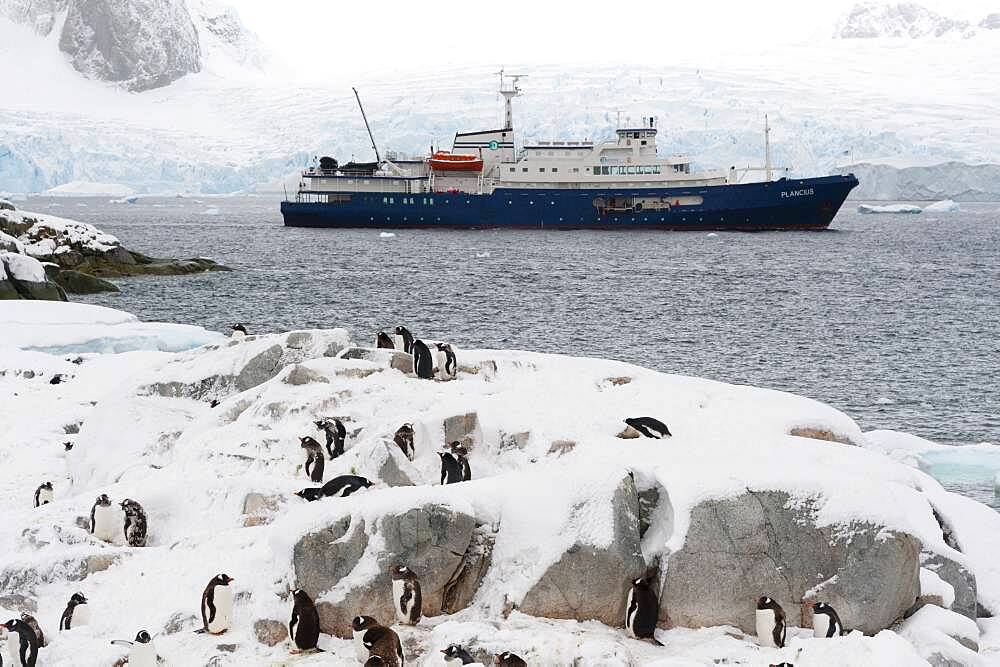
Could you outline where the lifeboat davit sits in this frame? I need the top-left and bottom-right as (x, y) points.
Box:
(429, 151), (483, 172)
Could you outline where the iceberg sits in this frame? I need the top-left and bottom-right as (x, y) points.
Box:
(858, 203), (923, 214)
(923, 199), (960, 213)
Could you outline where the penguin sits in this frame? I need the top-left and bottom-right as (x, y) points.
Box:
(376, 331), (395, 349)
(300, 436), (325, 483)
(624, 417), (672, 439)
(626, 575), (663, 645)
(494, 652), (527, 667)
(90, 493), (118, 543)
(293, 487), (325, 502)
(231, 323), (248, 339)
(394, 326), (414, 354)
(393, 423), (415, 461)
(32, 482), (53, 508)
(769, 664), (795, 667)
(450, 442), (472, 481)
(63, 441), (74, 451)
(390, 565), (422, 625)
(441, 644), (480, 664)
(363, 625), (404, 666)
(435, 343), (457, 380)
(209, 399), (220, 408)
(295, 475), (373, 502)
(18, 614), (43, 648)
(110, 630), (156, 667)
(755, 596), (786, 648)
(812, 602), (845, 638)
(288, 589), (322, 653)
(200, 573), (235, 635)
(351, 616), (380, 662)
(314, 418), (346, 460)
(59, 592), (90, 631)
(411, 339), (434, 379)
(365, 657), (387, 667)
(49, 374), (64, 385)
(2, 618), (38, 667)
(438, 451), (464, 485)
(120, 498), (147, 547)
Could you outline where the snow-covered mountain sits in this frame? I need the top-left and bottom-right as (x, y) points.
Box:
(836, 3), (974, 38)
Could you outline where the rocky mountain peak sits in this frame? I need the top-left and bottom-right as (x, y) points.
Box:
(836, 2), (973, 39)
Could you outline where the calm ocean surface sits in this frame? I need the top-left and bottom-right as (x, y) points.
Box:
(24, 195), (1000, 506)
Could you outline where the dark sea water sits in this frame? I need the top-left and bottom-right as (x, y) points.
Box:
(24, 195), (1000, 505)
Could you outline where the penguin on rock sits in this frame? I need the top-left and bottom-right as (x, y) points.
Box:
(625, 575), (663, 645)
(442, 644), (482, 664)
(300, 436), (325, 482)
(435, 343), (457, 380)
(393, 423), (415, 461)
(438, 451), (464, 485)
(411, 339), (434, 379)
(394, 326), (414, 353)
(59, 592), (90, 631)
(314, 418), (346, 460)
(390, 565), (422, 625)
(624, 417), (672, 439)
(493, 652), (527, 667)
(376, 331), (395, 349)
(288, 588), (322, 653)
(199, 573), (235, 635)
(110, 630), (156, 667)
(756, 596), (786, 648)
(231, 324), (248, 339)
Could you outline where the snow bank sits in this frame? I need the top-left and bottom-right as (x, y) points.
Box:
(858, 203), (922, 214)
(44, 181), (136, 197)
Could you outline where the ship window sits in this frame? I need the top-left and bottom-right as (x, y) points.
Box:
(389, 197), (394, 204)
(509, 168), (515, 173)
(522, 168), (528, 173)
(382, 197), (387, 203)
(551, 168), (558, 173)
(592, 166), (599, 172)
(627, 166), (636, 175)
(641, 141), (647, 146)
(602, 166), (610, 175)
(633, 132), (640, 139)
(539, 168), (545, 172)
(572, 168), (579, 173)
(429, 197), (434, 204)
(653, 166), (661, 174)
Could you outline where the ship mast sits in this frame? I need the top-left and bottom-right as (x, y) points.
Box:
(498, 68), (524, 131)
(353, 87), (381, 163)
(764, 114), (772, 182)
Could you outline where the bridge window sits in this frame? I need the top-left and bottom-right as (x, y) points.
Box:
(551, 168), (558, 173)
(539, 168), (545, 172)
(572, 168), (579, 173)
(602, 166), (611, 175)
(509, 167), (515, 173)
(522, 167), (528, 172)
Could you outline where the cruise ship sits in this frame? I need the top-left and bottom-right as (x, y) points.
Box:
(281, 74), (859, 231)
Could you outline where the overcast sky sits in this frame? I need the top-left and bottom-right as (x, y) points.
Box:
(232, 0), (997, 79)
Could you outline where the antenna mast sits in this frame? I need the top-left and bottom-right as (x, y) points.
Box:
(353, 87), (380, 163)
(497, 68), (525, 131)
(764, 114), (772, 182)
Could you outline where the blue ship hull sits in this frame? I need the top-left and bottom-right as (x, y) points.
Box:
(281, 174), (858, 231)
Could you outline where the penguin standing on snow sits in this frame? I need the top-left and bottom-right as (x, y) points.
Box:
(812, 602), (845, 638)
(442, 644), (480, 664)
(314, 419), (346, 460)
(351, 616), (404, 666)
(33, 482), (53, 508)
(19, 614), (43, 649)
(300, 436), (325, 483)
(59, 593), (90, 631)
(288, 589), (322, 653)
(231, 324), (248, 339)
(120, 499), (147, 547)
(624, 417), (672, 439)
(411, 339), (434, 379)
(376, 331), (395, 349)
(90, 494), (118, 543)
(494, 652), (527, 667)
(3, 618), (39, 667)
(626, 575), (663, 645)
(756, 596), (786, 648)
(394, 326), (414, 353)
(435, 343), (457, 380)
(450, 443), (472, 481)
(438, 451), (464, 485)
(351, 616), (380, 662)
(200, 573), (235, 635)
(110, 630), (156, 667)
(393, 423), (415, 461)
(390, 565), (422, 625)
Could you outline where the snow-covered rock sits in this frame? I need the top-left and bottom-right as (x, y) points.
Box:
(897, 604), (981, 666)
(858, 203), (923, 214)
(837, 3), (972, 39)
(1, 250), (67, 300)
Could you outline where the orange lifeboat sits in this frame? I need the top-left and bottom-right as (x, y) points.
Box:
(428, 151), (484, 172)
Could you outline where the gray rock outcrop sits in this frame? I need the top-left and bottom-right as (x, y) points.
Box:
(922, 552), (978, 619)
(660, 491), (920, 635)
(0, 252), (67, 301)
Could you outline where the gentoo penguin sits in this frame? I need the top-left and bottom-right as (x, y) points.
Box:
(288, 589), (322, 653)
(300, 436), (325, 483)
(231, 323), (248, 339)
(626, 575), (663, 645)
(293, 486), (325, 502)
(435, 343), (457, 380)
(390, 565), (422, 625)
(33, 482), (53, 508)
(812, 602), (845, 638)
(49, 374), (64, 385)
(2, 618), (38, 667)
(110, 630), (156, 667)
(351, 616), (380, 662)
(362, 625), (404, 666)
(376, 331), (395, 349)
(411, 339), (434, 379)
(295, 475), (373, 502)
(19, 614), (43, 648)
(438, 451), (464, 485)
(63, 441), (74, 451)
(624, 417), (672, 439)
(450, 443), (472, 482)
(59, 592), (90, 631)
(314, 418), (346, 460)
(200, 573), (235, 635)
(494, 652), (527, 667)
(365, 657), (387, 667)
(120, 498), (148, 547)
(756, 596), (786, 648)
(393, 423), (415, 461)
(441, 644), (480, 664)
(90, 493), (118, 542)
(394, 326), (414, 354)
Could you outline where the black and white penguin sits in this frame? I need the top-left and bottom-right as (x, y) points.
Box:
(32, 482), (53, 508)
(376, 331), (395, 349)
(438, 451), (464, 485)
(314, 419), (346, 460)
(321, 475), (373, 499)
(441, 644), (480, 664)
(110, 630), (156, 667)
(49, 374), (64, 385)
(300, 436), (325, 483)
(390, 565), (422, 625)
(231, 323), (248, 340)
(63, 441), (74, 451)
(769, 664), (795, 667)
(365, 657), (387, 667)
(200, 573), (235, 635)
(364, 625), (404, 667)
(812, 602), (845, 638)
(435, 343), (457, 380)
(294, 487), (325, 502)
(411, 339), (434, 379)
(393, 423), (415, 461)
(624, 417), (672, 439)
(625, 575), (663, 645)
(288, 588), (322, 653)
(494, 652), (527, 667)
(90, 493), (118, 543)
(755, 596), (786, 648)
(59, 592), (90, 631)
(394, 326), (414, 354)
(19, 614), (43, 649)
(351, 616), (380, 662)
(120, 498), (147, 547)
(450, 443), (472, 481)
(2, 618), (38, 667)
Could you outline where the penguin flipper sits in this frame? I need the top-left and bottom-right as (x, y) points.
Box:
(110, 639), (135, 646)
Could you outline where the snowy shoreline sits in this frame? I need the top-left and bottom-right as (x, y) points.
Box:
(1, 302), (998, 665)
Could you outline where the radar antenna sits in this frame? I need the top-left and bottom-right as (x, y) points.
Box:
(353, 87), (380, 163)
(497, 67), (526, 131)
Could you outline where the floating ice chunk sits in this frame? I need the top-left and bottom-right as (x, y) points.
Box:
(923, 199), (960, 213)
(476, 250), (490, 258)
(858, 203), (922, 214)
(202, 207), (220, 215)
(707, 232), (718, 237)
(110, 195), (139, 204)
(379, 232), (396, 238)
